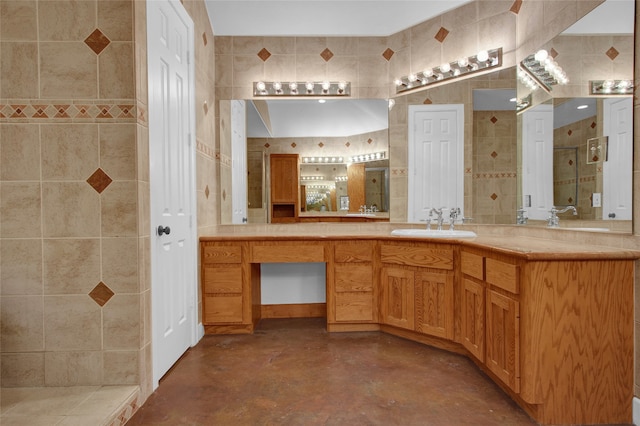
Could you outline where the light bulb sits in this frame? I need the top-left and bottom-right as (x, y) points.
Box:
(322, 81), (331, 91)
(458, 57), (469, 68)
(440, 63), (451, 73)
(477, 50), (489, 62)
(273, 82), (282, 91)
(256, 81), (266, 91)
(408, 73), (417, 82)
(338, 81), (346, 90)
(394, 78), (403, 86)
(305, 82), (315, 92)
(423, 69), (433, 77)
(534, 49), (548, 62)
(289, 82), (298, 91)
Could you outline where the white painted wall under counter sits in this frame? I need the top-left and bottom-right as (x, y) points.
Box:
(260, 263), (326, 304)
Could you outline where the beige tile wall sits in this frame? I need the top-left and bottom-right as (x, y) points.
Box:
(0, 0), (143, 394)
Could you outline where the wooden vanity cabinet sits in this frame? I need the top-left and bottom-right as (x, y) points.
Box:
(201, 241), (255, 334)
(484, 257), (520, 394)
(328, 241), (378, 331)
(270, 154), (299, 223)
(460, 250), (520, 393)
(380, 242), (454, 339)
(460, 251), (485, 361)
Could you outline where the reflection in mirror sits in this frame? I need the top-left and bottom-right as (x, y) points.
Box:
(241, 99), (389, 223)
(516, 0), (634, 233)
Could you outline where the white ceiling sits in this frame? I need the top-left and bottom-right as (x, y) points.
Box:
(204, 1), (473, 37)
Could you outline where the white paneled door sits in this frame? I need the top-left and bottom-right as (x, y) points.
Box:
(231, 100), (248, 224)
(521, 104), (553, 221)
(147, 0), (198, 388)
(408, 105), (464, 223)
(603, 97), (632, 221)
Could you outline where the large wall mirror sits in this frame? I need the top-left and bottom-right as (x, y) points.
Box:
(517, 0), (634, 233)
(220, 99), (389, 224)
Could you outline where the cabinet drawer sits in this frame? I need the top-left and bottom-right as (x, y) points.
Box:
(203, 266), (243, 294)
(204, 295), (243, 323)
(252, 244), (325, 262)
(461, 252), (484, 280)
(486, 258), (519, 294)
(335, 264), (373, 292)
(380, 244), (453, 270)
(202, 245), (242, 264)
(334, 242), (373, 263)
(335, 292), (374, 322)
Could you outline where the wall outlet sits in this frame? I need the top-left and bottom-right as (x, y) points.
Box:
(592, 192), (601, 208)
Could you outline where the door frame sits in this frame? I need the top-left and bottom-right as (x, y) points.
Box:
(147, 0), (201, 388)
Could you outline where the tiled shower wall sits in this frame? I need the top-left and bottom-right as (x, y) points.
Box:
(0, 0), (142, 389)
(0, 0), (217, 400)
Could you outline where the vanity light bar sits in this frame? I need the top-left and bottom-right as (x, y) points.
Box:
(394, 48), (502, 94)
(348, 151), (386, 163)
(590, 80), (633, 95)
(302, 156), (344, 164)
(520, 49), (568, 92)
(254, 81), (350, 96)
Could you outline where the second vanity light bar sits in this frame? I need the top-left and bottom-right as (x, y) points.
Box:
(394, 48), (502, 94)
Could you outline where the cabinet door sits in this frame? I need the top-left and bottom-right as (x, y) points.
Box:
(270, 154), (298, 203)
(486, 289), (520, 393)
(461, 277), (485, 361)
(415, 270), (454, 339)
(380, 267), (415, 330)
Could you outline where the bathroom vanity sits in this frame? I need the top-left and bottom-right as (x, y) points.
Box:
(200, 230), (638, 425)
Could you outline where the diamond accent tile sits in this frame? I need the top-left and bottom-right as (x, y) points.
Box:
(257, 48), (271, 61)
(490, 193), (498, 200)
(591, 122), (597, 129)
(367, 138), (373, 144)
(568, 159), (574, 166)
(320, 48), (334, 62)
(85, 28), (111, 55)
(491, 151), (498, 158)
(87, 168), (112, 193)
(345, 142), (351, 147)
(264, 143), (270, 148)
(33, 105), (48, 118)
(318, 142), (324, 148)
(510, 0), (522, 14)
(434, 27), (449, 43)
(568, 197), (574, 204)
(382, 48), (395, 61)
(423, 98), (433, 104)
(89, 282), (114, 307)
(222, 189), (226, 201)
(291, 142), (297, 148)
(606, 47), (619, 60)
(567, 129), (572, 136)
(202, 32), (208, 46)
(205, 185), (210, 199)
(550, 48), (558, 58)
(490, 116), (498, 124)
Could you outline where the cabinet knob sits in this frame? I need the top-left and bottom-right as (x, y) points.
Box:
(157, 225), (171, 236)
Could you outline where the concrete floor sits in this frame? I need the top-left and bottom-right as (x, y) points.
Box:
(128, 318), (535, 425)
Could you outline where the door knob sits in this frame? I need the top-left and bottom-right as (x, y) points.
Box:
(157, 225), (171, 236)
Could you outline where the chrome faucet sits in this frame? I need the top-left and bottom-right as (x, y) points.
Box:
(428, 207), (445, 230)
(449, 207), (461, 230)
(547, 206), (577, 227)
(516, 208), (528, 225)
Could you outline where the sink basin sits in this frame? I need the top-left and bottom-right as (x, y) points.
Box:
(391, 229), (477, 239)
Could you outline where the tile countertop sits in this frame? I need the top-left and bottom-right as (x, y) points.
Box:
(199, 223), (640, 262)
